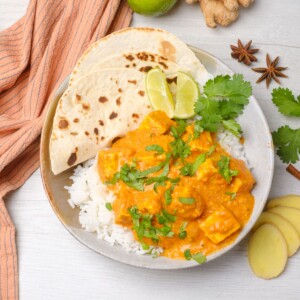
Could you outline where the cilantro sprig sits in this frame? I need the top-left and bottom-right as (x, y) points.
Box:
(272, 126), (300, 164)
(194, 74), (252, 136)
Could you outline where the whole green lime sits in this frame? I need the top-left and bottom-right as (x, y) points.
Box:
(127, 0), (177, 17)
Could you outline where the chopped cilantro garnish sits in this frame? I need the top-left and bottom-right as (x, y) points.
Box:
(179, 222), (188, 239)
(180, 153), (206, 176)
(217, 156), (239, 183)
(184, 249), (207, 265)
(161, 153), (171, 176)
(207, 145), (216, 156)
(128, 206), (176, 248)
(225, 192), (237, 200)
(170, 138), (191, 160)
(193, 120), (204, 139)
(165, 188), (172, 205)
(179, 197), (195, 205)
(171, 120), (187, 138)
(145, 144), (164, 154)
(105, 203), (112, 211)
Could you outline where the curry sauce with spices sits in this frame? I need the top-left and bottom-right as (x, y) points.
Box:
(97, 111), (255, 259)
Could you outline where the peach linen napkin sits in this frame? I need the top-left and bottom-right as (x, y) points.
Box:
(0, 0), (132, 298)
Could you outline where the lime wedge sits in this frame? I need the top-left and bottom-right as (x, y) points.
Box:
(146, 68), (174, 118)
(174, 72), (200, 119)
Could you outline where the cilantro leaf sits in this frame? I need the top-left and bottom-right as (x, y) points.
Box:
(145, 144), (164, 154)
(170, 138), (191, 160)
(204, 74), (252, 105)
(193, 120), (204, 138)
(105, 203), (113, 211)
(272, 125), (300, 163)
(199, 113), (222, 132)
(194, 74), (251, 133)
(225, 192), (237, 200)
(222, 119), (242, 137)
(179, 197), (195, 205)
(217, 156), (239, 183)
(165, 188), (172, 205)
(272, 88), (300, 117)
(170, 119), (187, 138)
(179, 222), (188, 239)
(184, 249), (206, 265)
(180, 154), (206, 176)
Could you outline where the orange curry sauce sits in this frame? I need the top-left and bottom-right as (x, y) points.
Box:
(97, 111), (255, 259)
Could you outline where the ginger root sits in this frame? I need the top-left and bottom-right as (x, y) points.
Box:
(186, 0), (254, 28)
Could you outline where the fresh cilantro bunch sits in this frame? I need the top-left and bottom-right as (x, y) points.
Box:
(271, 88), (300, 164)
(194, 74), (252, 137)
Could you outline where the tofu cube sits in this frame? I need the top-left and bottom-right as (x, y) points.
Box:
(200, 206), (241, 244)
(139, 111), (174, 134)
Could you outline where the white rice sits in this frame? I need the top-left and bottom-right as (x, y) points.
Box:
(65, 129), (248, 255)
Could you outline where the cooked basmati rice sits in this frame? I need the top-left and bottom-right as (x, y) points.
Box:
(66, 129), (248, 255)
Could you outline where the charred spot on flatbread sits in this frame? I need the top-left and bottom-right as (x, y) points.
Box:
(139, 66), (153, 73)
(118, 88), (122, 93)
(73, 118), (79, 123)
(75, 94), (81, 103)
(82, 103), (90, 110)
(94, 128), (99, 135)
(101, 136), (105, 141)
(159, 61), (168, 69)
(70, 132), (78, 136)
(116, 97), (121, 106)
(98, 120), (104, 126)
(137, 52), (149, 61)
(125, 54), (135, 61)
(85, 131), (89, 136)
(99, 96), (108, 103)
(138, 91), (145, 97)
(132, 113), (139, 119)
(128, 80), (137, 85)
(67, 152), (77, 166)
(58, 119), (69, 130)
(109, 112), (118, 119)
(167, 76), (177, 84)
(111, 136), (122, 145)
(125, 65), (130, 68)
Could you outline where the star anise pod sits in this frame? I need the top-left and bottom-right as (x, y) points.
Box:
(252, 54), (288, 88)
(230, 39), (259, 65)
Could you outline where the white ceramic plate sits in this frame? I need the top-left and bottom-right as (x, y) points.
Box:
(40, 47), (274, 269)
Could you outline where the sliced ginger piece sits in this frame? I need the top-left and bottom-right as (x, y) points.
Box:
(267, 195), (300, 210)
(268, 206), (300, 236)
(248, 224), (288, 279)
(252, 211), (300, 257)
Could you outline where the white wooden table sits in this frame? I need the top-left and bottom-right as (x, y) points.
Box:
(1, 0), (300, 299)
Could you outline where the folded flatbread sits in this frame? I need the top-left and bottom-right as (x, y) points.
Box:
(70, 27), (211, 87)
(50, 68), (152, 175)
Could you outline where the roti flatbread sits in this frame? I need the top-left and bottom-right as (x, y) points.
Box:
(50, 68), (152, 175)
(70, 27), (211, 87)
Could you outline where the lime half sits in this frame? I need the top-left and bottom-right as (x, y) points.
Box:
(174, 72), (200, 119)
(146, 68), (174, 118)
